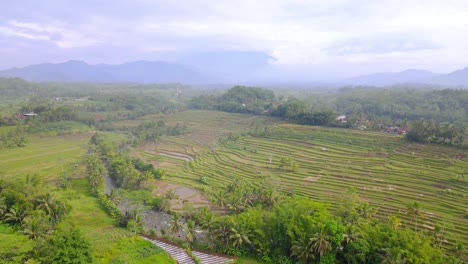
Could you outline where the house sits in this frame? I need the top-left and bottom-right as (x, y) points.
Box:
(336, 115), (347, 124)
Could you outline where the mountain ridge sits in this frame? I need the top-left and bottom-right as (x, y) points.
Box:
(0, 60), (467, 86)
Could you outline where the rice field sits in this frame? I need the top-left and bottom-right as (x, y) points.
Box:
(133, 110), (468, 248)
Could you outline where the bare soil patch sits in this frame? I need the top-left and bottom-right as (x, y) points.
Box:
(304, 176), (321, 182)
(153, 180), (212, 210)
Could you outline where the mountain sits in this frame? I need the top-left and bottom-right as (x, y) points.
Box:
(0, 60), (206, 83)
(431, 66), (468, 86)
(0, 60), (115, 82)
(346, 69), (439, 86)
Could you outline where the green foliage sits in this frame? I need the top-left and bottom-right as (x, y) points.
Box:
(406, 119), (465, 146)
(36, 227), (93, 264)
(103, 237), (175, 264)
(191, 86), (276, 114)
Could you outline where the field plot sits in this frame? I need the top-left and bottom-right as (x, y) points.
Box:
(0, 133), (91, 182)
(133, 110), (468, 247)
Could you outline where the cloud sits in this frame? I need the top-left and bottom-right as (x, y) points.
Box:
(0, 19), (99, 48)
(1, 0), (468, 75)
(327, 34), (439, 55)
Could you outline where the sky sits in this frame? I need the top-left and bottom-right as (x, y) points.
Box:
(1, 0), (468, 79)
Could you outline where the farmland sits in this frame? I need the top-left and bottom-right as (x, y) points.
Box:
(0, 131), (175, 263)
(132, 110), (468, 247)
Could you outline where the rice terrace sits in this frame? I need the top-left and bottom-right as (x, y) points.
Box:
(1, 76), (468, 263)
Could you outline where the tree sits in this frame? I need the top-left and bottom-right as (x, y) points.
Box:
(107, 189), (121, 205)
(229, 225), (253, 248)
(279, 156), (298, 172)
(406, 202), (425, 232)
(37, 227), (93, 264)
(168, 213), (184, 235)
(213, 217), (233, 246)
(290, 234), (315, 264)
(388, 215), (402, 230)
(310, 227), (332, 263)
(36, 193), (54, 215)
(4, 204), (27, 224)
(0, 196), (6, 217)
(21, 211), (51, 239)
(380, 247), (406, 264)
(186, 219), (196, 245)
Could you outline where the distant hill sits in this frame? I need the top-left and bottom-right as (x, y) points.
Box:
(0, 51), (274, 84)
(0, 60), (115, 82)
(0, 60), (206, 83)
(346, 69), (439, 86)
(431, 66), (468, 86)
(1, 58), (467, 86)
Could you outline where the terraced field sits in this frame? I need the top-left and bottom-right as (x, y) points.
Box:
(133, 110), (468, 248)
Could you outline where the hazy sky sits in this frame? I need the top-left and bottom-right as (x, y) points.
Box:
(1, 0), (468, 78)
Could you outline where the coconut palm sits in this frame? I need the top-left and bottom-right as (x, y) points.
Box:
(290, 234), (315, 264)
(36, 193), (54, 215)
(380, 247), (407, 264)
(229, 225), (253, 248)
(186, 219), (196, 245)
(310, 228), (332, 262)
(0, 197), (6, 217)
(211, 190), (227, 208)
(107, 189), (121, 205)
(201, 213), (216, 240)
(213, 218), (232, 246)
(21, 212), (51, 239)
(406, 202), (425, 232)
(4, 204), (27, 224)
(168, 213), (184, 235)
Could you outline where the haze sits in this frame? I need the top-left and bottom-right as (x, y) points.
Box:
(2, 0), (468, 81)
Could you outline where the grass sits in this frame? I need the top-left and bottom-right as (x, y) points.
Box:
(0, 130), (174, 263)
(0, 223), (33, 263)
(131, 110), (468, 249)
(0, 133), (90, 183)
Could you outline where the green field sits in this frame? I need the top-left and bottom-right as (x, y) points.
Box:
(0, 133), (90, 182)
(132, 110), (468, 248)
(0, 131), (175, 263)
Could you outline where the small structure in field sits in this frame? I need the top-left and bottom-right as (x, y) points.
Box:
(22, 112), (38, 117)
(336, 115), (347, 124)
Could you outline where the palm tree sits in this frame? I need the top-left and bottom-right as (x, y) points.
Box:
(0, 197), (6, 217)
(211, 190), (227, 208)
(201, 213), (216, 240)
(186, 219), (196, 245)
(213, 218), (232, 246)
(168, 213), (184, 235)
(310, 228), (332, 263)
(107, 189), (121, 205)
(388, 215), (402, 230)
(380, 247), (407, 264)
(4, 204), (27, 224)
(290, 234), (315, 264)
(406, 202), (425, 232)
(21, 212), (51, 239)
(36, 193), (54, 215)
(342, 224), (361, 246)
(229, 225), (253, 248)
(263, 188), (279, 207)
